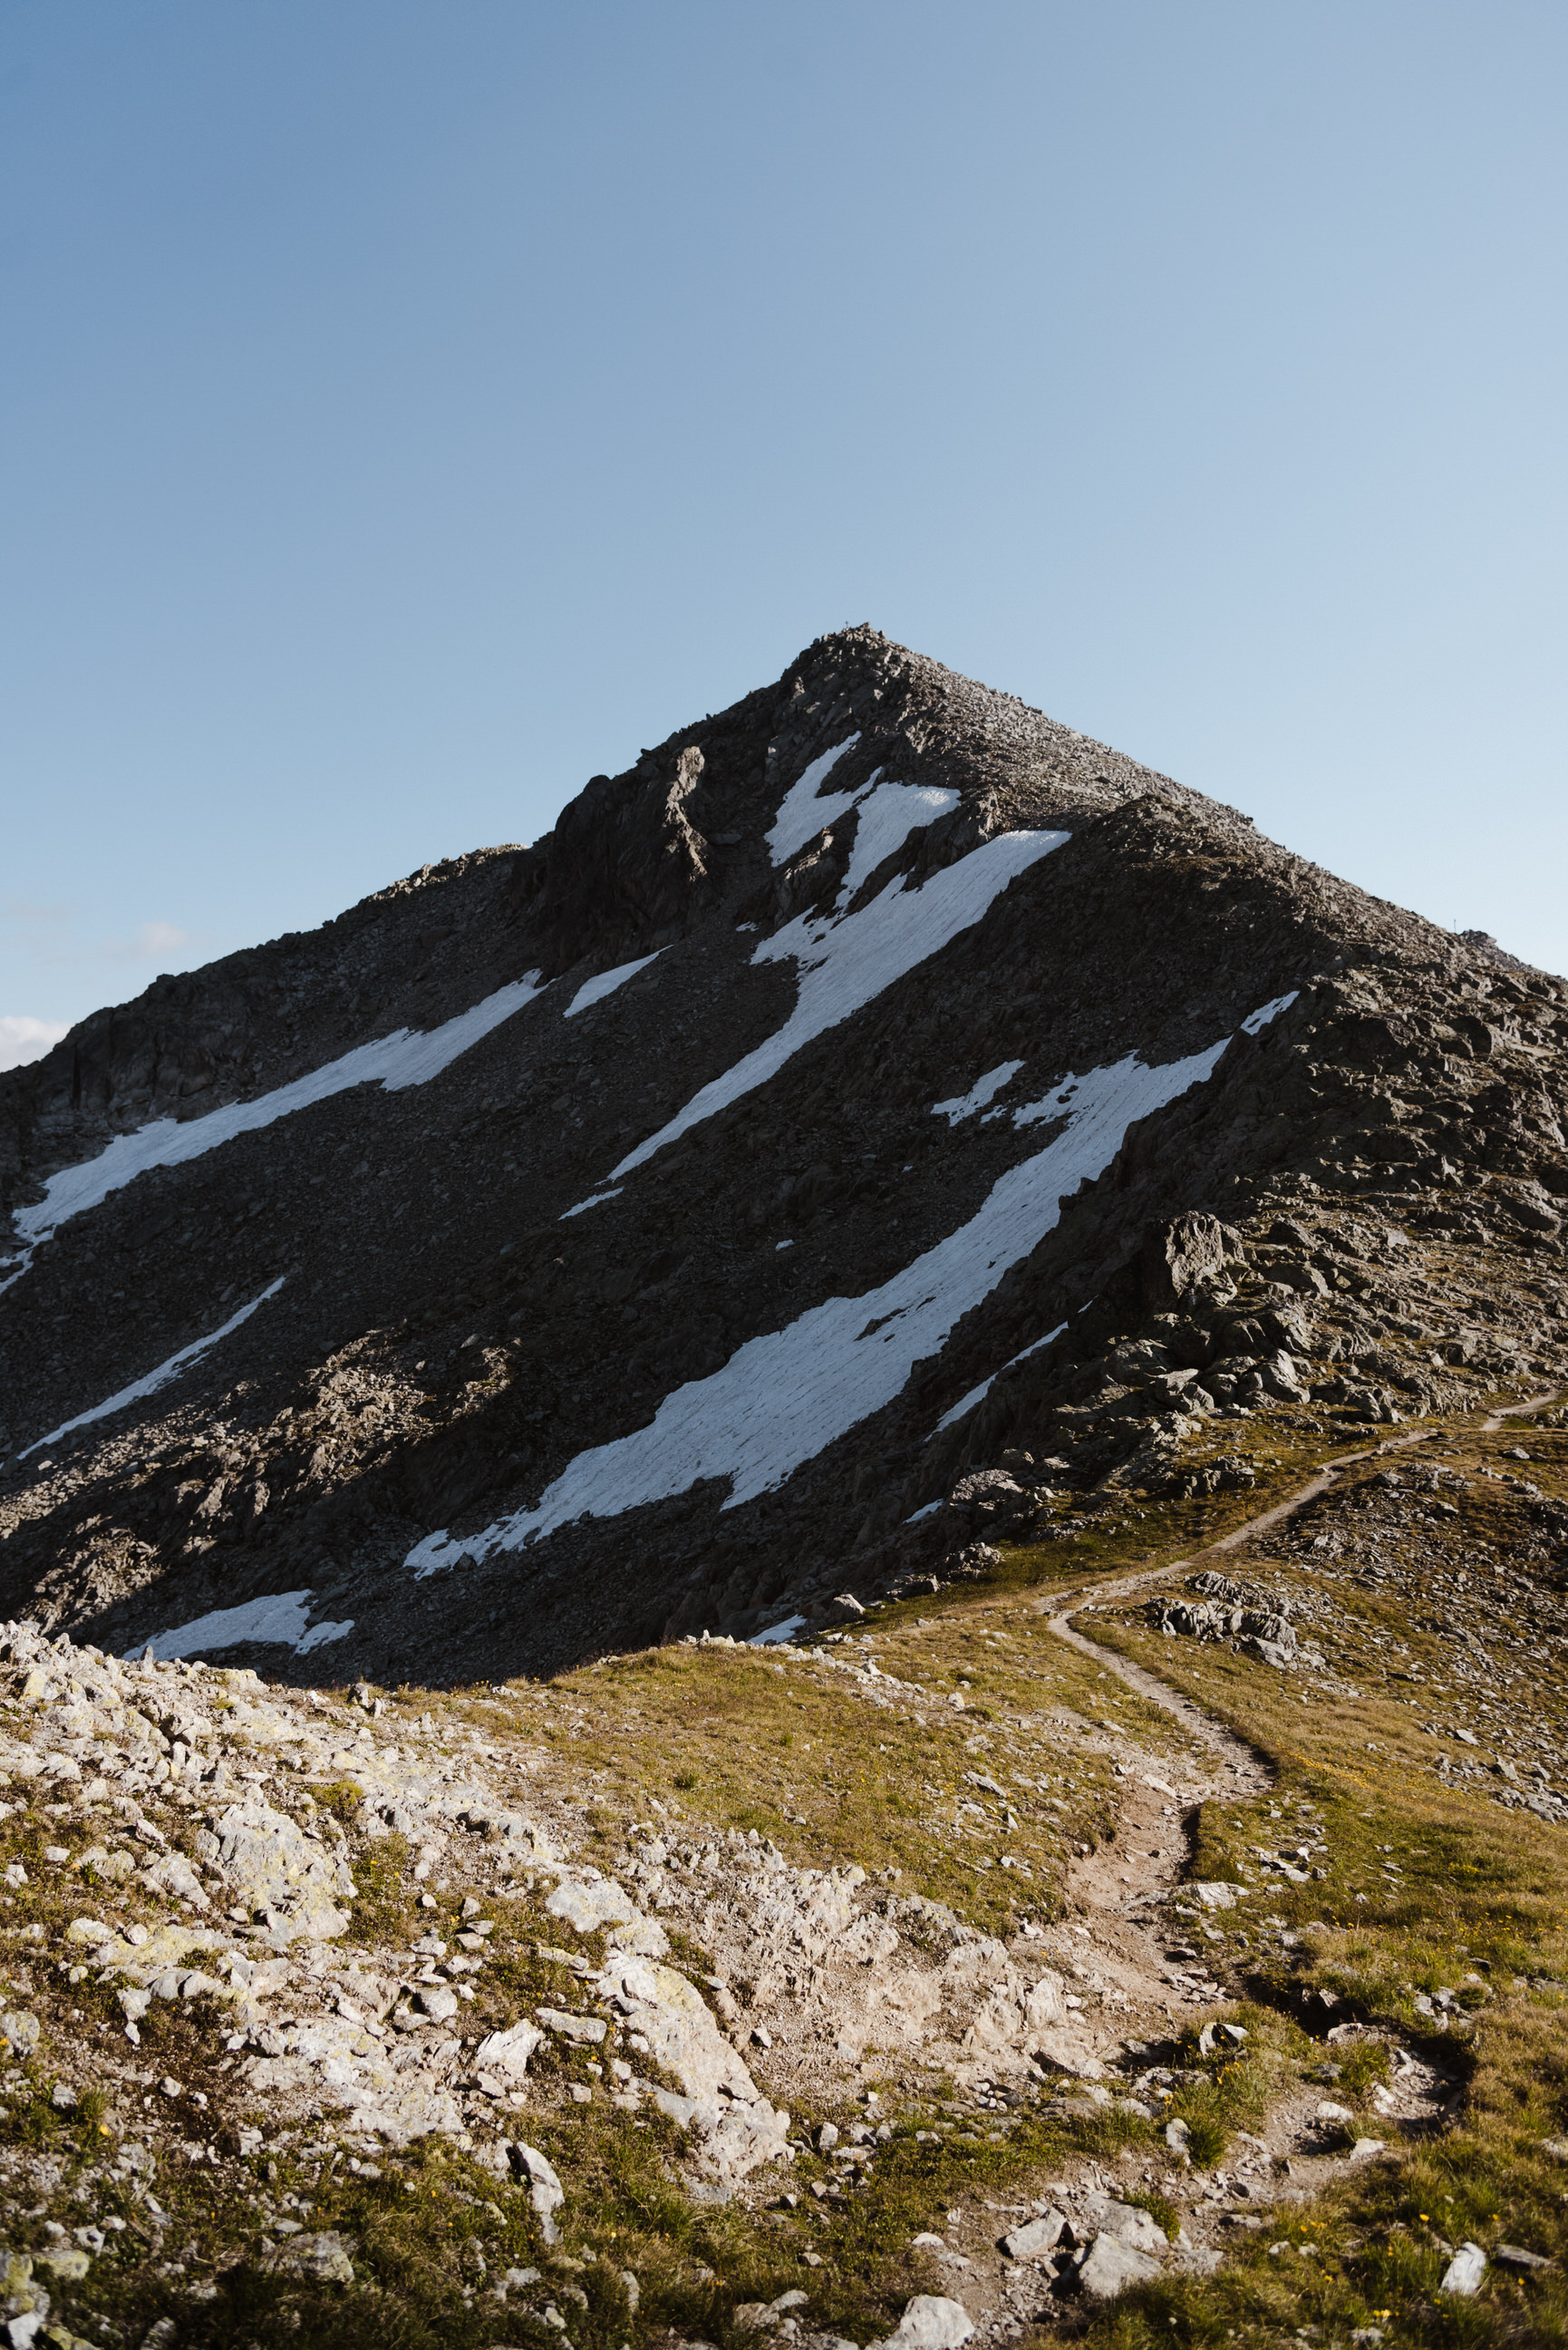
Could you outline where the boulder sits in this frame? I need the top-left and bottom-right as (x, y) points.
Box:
(1090, 2199), (1168, 2256)
(199, 1794), (352, 1944)
(596, 1956), (759, 2103)
(546, 1875), (638, 1936)
(537, 2005), (606, 2044)
(512, 2142), (564, 2243)
(1141, 1214), (1241, 1309)
(871, 2296), (974, 2349)
(1001, 2210), (1066, 2260)
(1076, 2233), (1162, 2297)
(474, 2019), (543, 2081)
(266, 2230), (354, 2284)
(1030, 2029), (1106, 2080)
(595, 1954), (790, 2183)
(1440, 2242), (1486, 2297)
(1022, 1974), (1066, 2031)
(1258, 1348), (1306, 1400)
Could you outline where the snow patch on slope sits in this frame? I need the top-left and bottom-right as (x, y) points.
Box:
(566, 954), (663, 1018)
(934, 1062), (1024, 1124)
(22, 1278), (286, 1459)
(750, 1615), (807, 1647)
(5, 973), (546, 1277)
(608, 831), (1067, 1181)
(837, 781), (960, 905)
(405, 1004), (1290, 1579)
(933, 1320), (1070, 1432)
(561, 1189), (624, 1219)
(765, 737), (862, 865)
(1242, 990), (1299, 1034)
(130, 1589), (353, 1664)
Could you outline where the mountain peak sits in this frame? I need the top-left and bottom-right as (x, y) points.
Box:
(0, 636), (1558, 1686)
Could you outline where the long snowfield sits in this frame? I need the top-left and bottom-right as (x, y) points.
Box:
(134, 1588), (354, 1665)
(2, 972), (547, 1287)
(606, 826), (1068, 1182)
(21, 1277), (287, 1459)
(406, 998), (1292, 1578)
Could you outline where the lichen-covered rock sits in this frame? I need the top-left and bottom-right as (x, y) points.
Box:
(0, 2250), (51, 2345)
(597, 1955), (760, 2104)
(266, 2229), (355, 2284)
(545, 1874), (637, 1936)
(1076, 2233), (1163, 2297)
(198, 1794), (353, 1943)
(474, 2020), (542, 2081)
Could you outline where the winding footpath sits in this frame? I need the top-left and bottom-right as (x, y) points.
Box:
(1016, 1391), (1565, 1954)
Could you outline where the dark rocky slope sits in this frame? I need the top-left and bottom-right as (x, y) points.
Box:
(1, 627), (1563, 1684)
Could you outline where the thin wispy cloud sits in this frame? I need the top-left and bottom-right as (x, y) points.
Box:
(1, 905), (204, 1048)
(0, 1016), (69, 1073)
(102, 919), (197, 963)
(0, 900), (73, 928)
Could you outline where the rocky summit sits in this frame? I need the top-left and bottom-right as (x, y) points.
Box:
(2, 631), (1568, 2350)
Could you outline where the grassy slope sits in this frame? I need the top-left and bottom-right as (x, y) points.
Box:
(1072, 1413), (1568, 2350)
(8, 1406), (1568, 2347)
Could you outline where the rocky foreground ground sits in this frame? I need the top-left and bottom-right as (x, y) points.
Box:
(0, 1376), (1566, 2349)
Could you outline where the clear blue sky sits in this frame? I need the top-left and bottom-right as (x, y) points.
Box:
(3, 1), (1564, 1065)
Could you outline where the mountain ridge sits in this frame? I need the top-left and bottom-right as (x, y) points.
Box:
(2, 626), (1563, 1691)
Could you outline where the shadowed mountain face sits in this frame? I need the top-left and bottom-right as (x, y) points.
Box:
(2, 627), (1564, 1686)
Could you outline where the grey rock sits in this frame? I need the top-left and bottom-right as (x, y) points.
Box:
(1142, 1213), (1242, 1309)
(546, 1876), (638, 1936)
(870, 2295), (974, 2349)
(474, 2019), (543, 2080)
(537, 2005), (606, 2044)
(1076, 2233), (1162, 2297)
(1029, 2031), (1106, 2080)
(1089, 2199), (1168, 2257)
(202, 1793), (351, 1945)
(1001, 2210), (1066, 2260)
(266, 2229), (355, 2284)
(1439, 2242), (1487, 2296)
(512, 2142), (565, 2244)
